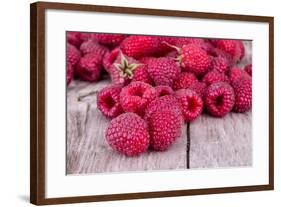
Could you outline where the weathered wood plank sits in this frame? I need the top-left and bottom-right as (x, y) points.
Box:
(67, 80), (187, 174)
(189, 112), (252, 168)
(66, 80), (109, 174)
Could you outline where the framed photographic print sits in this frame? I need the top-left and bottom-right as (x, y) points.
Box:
(30, 1), (274, 205)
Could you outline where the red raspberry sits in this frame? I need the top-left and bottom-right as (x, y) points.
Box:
(147, 57), (181, 87)
(144, 95), (182, 121)
(210, 48), (234, 66)
(175, 37), (205, 47)
(97, 84), (123, 118)
(66, 63), (74, 85)
(91, 33), (127, 47)
(80, 39), (109, 55)
(208, 39), (219, 46)
(244, 64), (252, 76)
(180, 44), (211, 76)
(164, 50), (178, 58)
(155, 36), (177, 55)
(202, 71), (229, 86)
(67, 43), (81, 66)
(148, 108), (183, 151)
(159, 36), (177, 46)
(80, 32), (90, 41)
(102, 48), (120, 73)
(238, 41), (245, 60)
(228, 67), (251, 84)
(139, 56), (157, 64)
(204, 82), (235, 117)
(200, 41), (216, 55)
(120, 81), (157, 116)
(106, 113), (149, 156)
(172, 38), (214, 55)
(155, 85), (174, 97)
(216, 40), (243, 63)
(67, 32), (82, 47)
(173, 72), (198, 90)
(232, 78), (252, 112)
(211, 56), (230, 73)
(131, 64), (153, 84)
(76, 53), (102, 82)
(175, 89), (203, 122)
(189, 82), (207, 97)
(110, 53), (148, 85)
(107, 52), (152, 85)
(120, 35), (160, 59)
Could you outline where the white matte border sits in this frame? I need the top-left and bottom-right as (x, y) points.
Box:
(45, 9), (269, 198)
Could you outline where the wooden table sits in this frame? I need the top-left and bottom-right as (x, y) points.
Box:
(67, 42), (252, 175)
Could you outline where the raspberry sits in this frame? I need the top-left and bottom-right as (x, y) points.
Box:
(106, 113), (149, 156)
(120, 35), (160, 59)
(175, 37), (205, 47)
(108, 52), (152, 85)
(210, 48), (234, 66)
(211, 56), (230, 73)
(102, 48), (120, 73)
(80, 39), (109, 55)
(147, 57), (181, 87)
(97, 84), (123, 118)
(228, 67), (251, 84)
(202, 71), (229, 86)
(175, 89), (203, 122)
(200, 41), (216, 55)
(144, 95), (182, 121)
(67, 43), (81, 66)
(208, 39), (219, 46)
(91, 33), (127, 47)
(244, 64), (252, 76)
(80, 32), (90, 41)
(189, 82), (207, 97)
(155, 86), (174, 97)
(148, 109), (183, 151)
(66, 63), (74, 85)
(159, 36), (177, 46)
(232, 78), (252, 112)
(164, 50), (178, 58)
(76, 53), (103, 82)
(173, 72), (198, 90)
(155, 36), (177, 55)
(139, 57), (157, 64)
(131, 65), (153, 85)
(109, 53), (140, 85)
(238, 41), (245, 60)
(120, 81), (157, 116)
(216, 40), (243, 63)
(204, 82), (235, 117)
(180, 44), (211, 76)
(67, 32), (82, 47)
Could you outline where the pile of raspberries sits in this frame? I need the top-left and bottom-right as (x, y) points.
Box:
(67, 32), (252, 157)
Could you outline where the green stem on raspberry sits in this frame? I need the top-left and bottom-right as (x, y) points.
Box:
(114, 52), (141, 79)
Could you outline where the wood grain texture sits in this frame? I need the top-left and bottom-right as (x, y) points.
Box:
(67, 80), (187, 174)
(189, 112), (252, 168)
